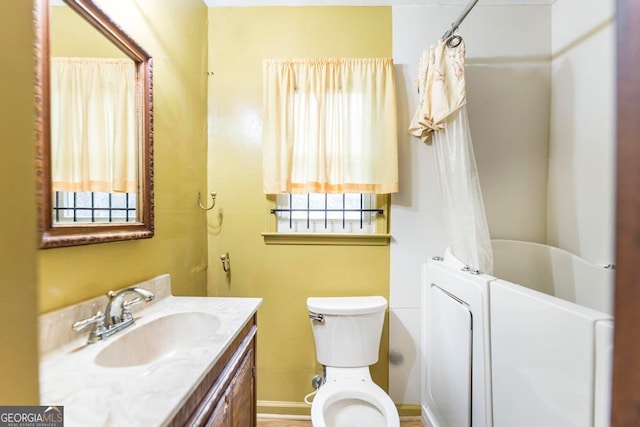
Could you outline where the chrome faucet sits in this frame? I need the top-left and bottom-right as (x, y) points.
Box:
(72, 287), (154, 344)
(104, 287), (154, 327)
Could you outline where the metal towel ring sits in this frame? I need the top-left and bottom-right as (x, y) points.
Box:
(198, 191), (217, 210)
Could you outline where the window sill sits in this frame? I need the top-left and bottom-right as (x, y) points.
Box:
(261, 232), (391, 246)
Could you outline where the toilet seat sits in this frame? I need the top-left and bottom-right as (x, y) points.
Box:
(312, 378), (400, 427)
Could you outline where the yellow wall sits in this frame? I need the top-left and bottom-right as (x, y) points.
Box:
(38, 0), (209, 313)
(0, 0), (40, 404)
(207, 7), (393, 412)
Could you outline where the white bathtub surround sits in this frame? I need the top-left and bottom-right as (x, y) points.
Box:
(423, 241), (614, 427)
(547, 0), (616, 264)
(392, 0), (615, 411)
(39, 275), (262, 427)
(491, 239), (615, 315)
(390, 4), (551, 405)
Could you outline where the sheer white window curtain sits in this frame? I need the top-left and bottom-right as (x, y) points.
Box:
(262, 58), (398, 194)
(50, 57), (137, 193)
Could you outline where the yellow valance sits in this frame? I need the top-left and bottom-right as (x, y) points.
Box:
(50, 57), (137, 193)
(262, 58), (398, 194)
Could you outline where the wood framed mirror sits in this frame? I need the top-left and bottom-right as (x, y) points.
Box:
(35, 0), (153, 248)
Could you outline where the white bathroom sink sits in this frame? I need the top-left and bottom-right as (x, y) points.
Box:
(94, 312), (221, 368)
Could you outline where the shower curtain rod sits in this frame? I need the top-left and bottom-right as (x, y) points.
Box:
(442, 0), (480, 40)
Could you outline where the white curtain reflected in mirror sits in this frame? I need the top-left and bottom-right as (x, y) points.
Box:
(50, 58), (137, 193)
(50, 58), (138, 224)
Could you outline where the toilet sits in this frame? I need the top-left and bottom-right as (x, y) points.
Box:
(307, 296), (400, 427)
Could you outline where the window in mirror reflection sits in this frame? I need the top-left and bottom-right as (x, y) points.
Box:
(49, 3), (140, 226)
(50, 57), (138, 224)
(53, 191), (137, 224)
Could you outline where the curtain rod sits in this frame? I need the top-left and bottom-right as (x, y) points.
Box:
(442, 0), (480, 40)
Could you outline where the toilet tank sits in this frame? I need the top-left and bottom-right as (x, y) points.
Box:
(307, 296), (387, 367)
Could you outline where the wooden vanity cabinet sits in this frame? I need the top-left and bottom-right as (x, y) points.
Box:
(168, 315), (257, 427)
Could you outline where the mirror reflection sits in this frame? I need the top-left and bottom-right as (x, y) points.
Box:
(37, 0), (153, 248)
(50, 3), (138, 225)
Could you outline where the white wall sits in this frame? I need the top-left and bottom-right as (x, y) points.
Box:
(547, 0), (616, 265)
(390, 5), (551, 404)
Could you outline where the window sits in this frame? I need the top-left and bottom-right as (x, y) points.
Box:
(273, 193), (380, 233)
(263, 193), (389, 246)
(53, 191), (137, 224)
(262, 58), (396, 245)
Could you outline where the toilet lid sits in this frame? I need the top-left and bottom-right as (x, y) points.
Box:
(312, 379), (399, 427)
(307, 296), (387, 315)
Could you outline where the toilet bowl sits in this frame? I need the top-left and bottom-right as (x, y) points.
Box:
(307, 296), (400, 427)
(311, 367), (400, 427)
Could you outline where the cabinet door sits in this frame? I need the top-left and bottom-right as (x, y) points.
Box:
(205, 395), (229, 427)
(229, 349), (255, 427)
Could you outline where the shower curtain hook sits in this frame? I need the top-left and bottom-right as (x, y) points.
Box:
(198, 191), (217, 210)
(446, 34), (463, 48)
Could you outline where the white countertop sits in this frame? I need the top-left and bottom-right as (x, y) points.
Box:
(39, 279), (261, 427)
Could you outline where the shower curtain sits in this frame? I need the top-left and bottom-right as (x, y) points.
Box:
(409, 37), (493, 274)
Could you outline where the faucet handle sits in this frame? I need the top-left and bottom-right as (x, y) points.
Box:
(72, 311), (105, 332)
(121, 297), (145, 321)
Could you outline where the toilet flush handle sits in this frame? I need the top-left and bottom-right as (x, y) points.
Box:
(308, 312), (324, 323)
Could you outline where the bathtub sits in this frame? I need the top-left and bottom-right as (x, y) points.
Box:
(422, 240), (614, 427)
